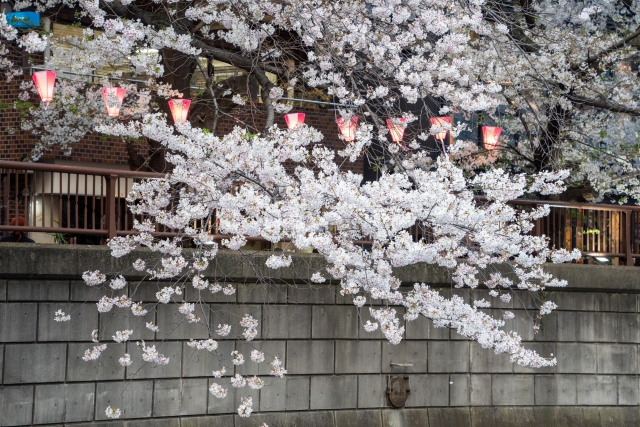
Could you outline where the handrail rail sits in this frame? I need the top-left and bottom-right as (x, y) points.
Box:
(0, 160), (164, 179)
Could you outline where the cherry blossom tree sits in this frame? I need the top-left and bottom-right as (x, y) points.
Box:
(3, 0), (638, 419)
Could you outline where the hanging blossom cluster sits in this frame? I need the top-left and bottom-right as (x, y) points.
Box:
(95, 115), (580, 374)
(78, 261), (284, 417)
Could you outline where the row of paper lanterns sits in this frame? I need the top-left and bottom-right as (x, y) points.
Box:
(32, 70), (190, 124)
(287, 113), (502, 150)
(33, 70), (502, 149)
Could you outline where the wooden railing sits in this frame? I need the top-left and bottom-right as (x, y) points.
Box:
(1, 160), (639, 265)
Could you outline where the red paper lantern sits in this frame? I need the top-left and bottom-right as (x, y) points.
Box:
(168, 99), (191, 125)
(102, 87), (126, 117)
(284, 112), (305, 129)
(386, 118), (407, 143)
(32, 70), (56, 104)
(482, 126), (502, 150)
(336, 116), (358, 142)
(429, 116), (451, 142)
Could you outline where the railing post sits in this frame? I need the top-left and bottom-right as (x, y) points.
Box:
(625, 211), (634, 266)
(105, 174), (117, 241)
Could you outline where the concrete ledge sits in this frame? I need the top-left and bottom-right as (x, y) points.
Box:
(0, 244), (639, 292)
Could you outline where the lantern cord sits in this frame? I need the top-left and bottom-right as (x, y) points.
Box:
(28, 65), (354, 108)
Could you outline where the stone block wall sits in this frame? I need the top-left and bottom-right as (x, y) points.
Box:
(1, 245), (640, 426)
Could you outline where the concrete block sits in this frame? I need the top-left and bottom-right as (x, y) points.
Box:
(406, 374), (449, 407)
(599, 407), (640, 427)
(381, 340), (427, 374)
(494, 407), (536, 427)
(95, 380), (153, 419)
(577, 375), (617, 405)
(67, 342), (124, 381)
(126, 341), (182, 379)
(596, 312), (618, 342)
(99, 307), (156, 342)
(534, 375), (576, 405)
(285, 411), (335, 427)
(470, 341), (513, 373)
(556, 407), (602, 427)
(236, 413), (284, 427)
(470, 374), (492, 405)
(333, 341), (380, 374)
(492, 374), (534, 405)
(506, 309), (535, 341)
(513, 342), (556, 374)
(179, 415), (235, 427)
(206, 304), (263, 340)
(428, 341), (469, 372)
(7, 280), (69, 301)
(287, 341), (334, 374)
(556, 343), (596, 373)
(429, 408), (471, 427)
(182, 341), (235, 378)
(470, 407), (495, 427)
(0, 279), (6, 301)
(155, 303), (210, 340)
(618, 314), (640, 343)
(309, 375), (357, 409)
(618, 294), (638, 313)
(618, 376), (640, 405)
(557, 311), (596, 342)
(597, 293), (637, 313)
(38, 303), (98, 341)
(124, 420), (179, 427)
(238, 283), (287, 304)
(0, 385), (33, 426)
(312, 306), (358, 339)
(4, 343), (66, 383)
(184, 282), (237, 304)
(0, 303), (37, 342)
(358, 375), (386, 408)
(405, 315), (449, 340)
(259, 376), (286, 412)
(152, 379), (208, 417)
(285, 376), (310, 411)
(597, 344), (637, 373)
(335, 410), (382, 427)
(69, 280), (105, 302)
(33, 383), (95, 424)
(262, 305), (310, 339)
(553, 291), (597, 311)
(449, 374), (470, 406)
(235, 340), (286, 375)
(534, 312), (558, 342)
(382, 408), (429, 427)
(287, 284), (335, 304)
(0, 344), (3, 384)
(533, 407), (558, 426)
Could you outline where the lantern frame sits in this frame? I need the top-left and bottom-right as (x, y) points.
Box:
(102, 87), (126, 117)
(386, 118), (407, 143)
(168, 99), (191, 125)
(284, 113), (305, 130)
(429, 116), (451, 142)
(336, 116), (358, 142)
(32, 70), (56, 105)
(482, 125), (503, 150)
